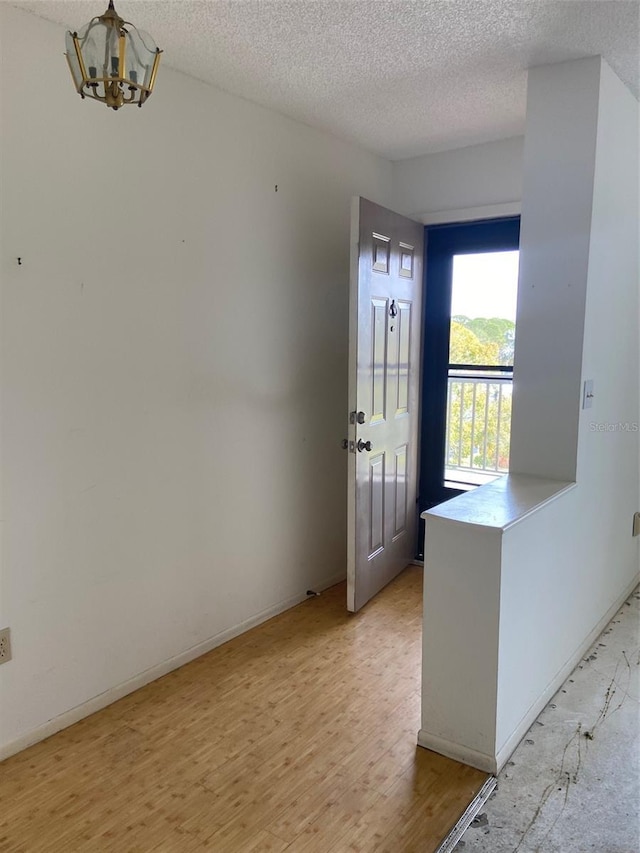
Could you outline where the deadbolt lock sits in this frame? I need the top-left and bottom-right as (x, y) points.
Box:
(350, 411), (366, 425)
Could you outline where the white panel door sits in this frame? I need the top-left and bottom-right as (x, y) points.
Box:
(347, 197), (423, 612)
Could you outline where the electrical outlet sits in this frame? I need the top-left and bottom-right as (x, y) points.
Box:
(633, 512), (640, 537)
(0, 627), (11, 664)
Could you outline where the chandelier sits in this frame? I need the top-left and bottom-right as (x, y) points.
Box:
(65, 1), (162, 110)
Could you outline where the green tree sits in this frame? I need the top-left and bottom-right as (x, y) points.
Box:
(449, 321), (499, 365)
(451, 316), (515, 366)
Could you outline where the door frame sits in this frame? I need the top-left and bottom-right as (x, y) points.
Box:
(417, 216), (521, 555)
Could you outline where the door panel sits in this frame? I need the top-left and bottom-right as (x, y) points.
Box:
(347, 197), (423, 612)
(395, 301), (411, 416)
(368, 452), (385, 558)
(371, 298), (389, 424)
(393, 444), (408, 539)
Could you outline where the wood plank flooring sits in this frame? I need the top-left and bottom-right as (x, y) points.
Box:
(0, 566), (487, 852)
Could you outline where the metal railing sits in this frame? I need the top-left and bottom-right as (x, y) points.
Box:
(445, 369), (513, 484)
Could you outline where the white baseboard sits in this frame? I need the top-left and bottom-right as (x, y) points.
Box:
(0, 570), (346, 762)
(417, 729), (497, 774)
(493, 572), (640, 773)
(419, 573), (639, 776)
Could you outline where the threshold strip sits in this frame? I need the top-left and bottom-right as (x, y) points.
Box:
(434, 775), (497, 853)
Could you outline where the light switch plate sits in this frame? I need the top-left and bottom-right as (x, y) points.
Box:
(583, 379), (594, 409)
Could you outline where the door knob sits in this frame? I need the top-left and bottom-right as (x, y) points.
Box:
(357, 439), (373, 452)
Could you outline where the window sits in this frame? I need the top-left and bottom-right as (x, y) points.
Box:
(419, 217), (520, 528)
(445, 250), (519, 488)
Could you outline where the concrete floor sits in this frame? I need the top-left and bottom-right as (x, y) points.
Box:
(456, 585), (640, 853)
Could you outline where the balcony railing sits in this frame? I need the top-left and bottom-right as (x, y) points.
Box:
(445, 367), (513, 488)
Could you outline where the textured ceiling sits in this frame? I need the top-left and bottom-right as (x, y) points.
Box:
(13, 0), (640, 160)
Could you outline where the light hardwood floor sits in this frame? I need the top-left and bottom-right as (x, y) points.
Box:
(0, 566), (486, 852)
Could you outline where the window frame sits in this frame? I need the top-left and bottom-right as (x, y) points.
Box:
(419, 216), (521, 528)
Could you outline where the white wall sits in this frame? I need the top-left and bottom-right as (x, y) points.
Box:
(0, 5), (393, 755)
(496, 484), (636, 765)
(420, 517), (503, 766)
(509, 58), (601, 482)
(392, 136), (523, 221)
(420, 57), (639, 774)
(579, 58), (640, 573)
(512, 56), (639, 585)
(420, 477), (577, 773)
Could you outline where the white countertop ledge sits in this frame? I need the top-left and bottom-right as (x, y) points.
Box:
(421, 474), (576, 532)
